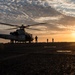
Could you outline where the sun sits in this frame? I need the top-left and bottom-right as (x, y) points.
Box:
(71, 32), (75, 37)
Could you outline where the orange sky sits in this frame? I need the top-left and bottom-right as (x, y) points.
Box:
(1, 32), (75, 43)
(33, 32), (75, 42)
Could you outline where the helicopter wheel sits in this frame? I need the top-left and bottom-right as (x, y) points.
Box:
(10, 40), (14, 43)
(15, 40), (18, 43)
(29, 41), (31, 43)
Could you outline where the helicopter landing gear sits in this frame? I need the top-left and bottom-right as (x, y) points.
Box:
(29, 40), (31, 43)
(29, 41), (31, 43)
(10, 40), (32, 43)
(10, 40), (14, 43)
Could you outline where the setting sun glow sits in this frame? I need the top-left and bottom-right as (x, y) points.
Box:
(71, 32), (75, 37)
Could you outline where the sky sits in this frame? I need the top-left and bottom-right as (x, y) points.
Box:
(0, 0), (75, 42)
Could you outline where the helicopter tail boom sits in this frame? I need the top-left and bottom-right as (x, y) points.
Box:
(0, 34), (24, 41)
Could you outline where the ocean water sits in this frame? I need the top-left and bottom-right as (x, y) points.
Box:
(0, 53), (75, 75)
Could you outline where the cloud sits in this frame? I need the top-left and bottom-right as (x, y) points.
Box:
(45, 0), (75, 17)
(26, 0), (75, 17)
(0, 0), (75, 36)
(34, 15), (63, 22)
(58, 16), (75, 26)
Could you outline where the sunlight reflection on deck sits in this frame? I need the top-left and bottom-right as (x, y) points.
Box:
(57, 50), (71, 53)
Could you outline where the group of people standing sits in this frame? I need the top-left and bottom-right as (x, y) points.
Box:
(35, 36), (54, 43)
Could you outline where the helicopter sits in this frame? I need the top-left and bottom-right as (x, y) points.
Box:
(0, 22), (46, 43)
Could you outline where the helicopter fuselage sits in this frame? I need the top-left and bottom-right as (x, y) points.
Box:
(0, 33), (33, 41)
(0, 29), (34, 43)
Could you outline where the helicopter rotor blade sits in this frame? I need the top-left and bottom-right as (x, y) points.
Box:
(28, 23), (47, 26)
(0, 22), (47, 30)
(5, 27), (17, 30)
(0, 22), (19, 27)
(26, 23), (47, 28)
(26, 28), (41, 31)
(15, 23), (46, 29)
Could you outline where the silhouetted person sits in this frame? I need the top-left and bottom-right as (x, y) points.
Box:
(35, 36), (38, 43)
(52, 38), (54, 42)
(47, 39), (48, 43)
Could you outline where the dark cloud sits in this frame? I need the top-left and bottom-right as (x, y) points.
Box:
(58, 15), (75, 26)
